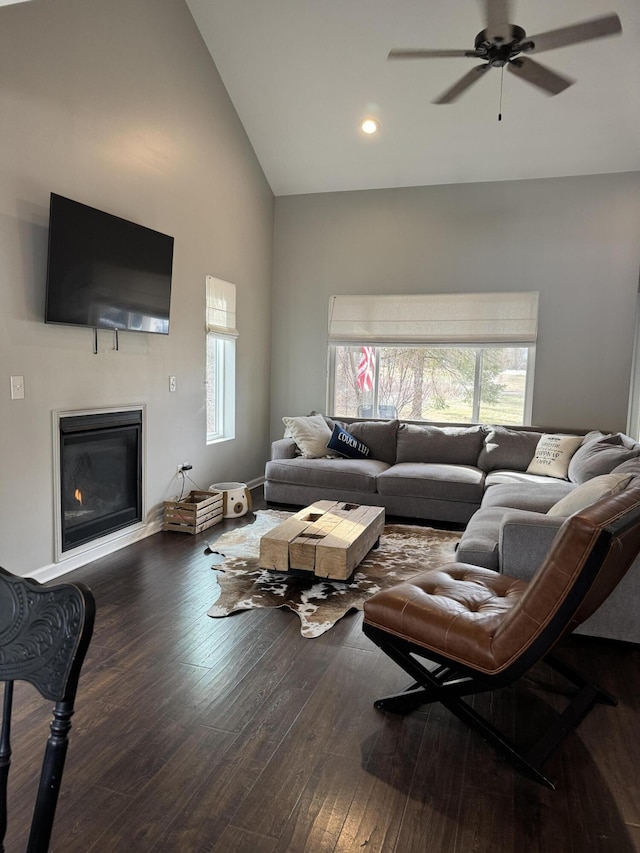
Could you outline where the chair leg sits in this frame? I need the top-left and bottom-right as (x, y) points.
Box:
(544, 652), (617, 706)
(434, 687), (558, 789)
(523, 652), (617, 770)
(365, 626), (617, 788)
(0, 682), (14, 853)
(371, 634), (557, 788)
(27, 700), (74, 853)
(371, 632), (494, 712)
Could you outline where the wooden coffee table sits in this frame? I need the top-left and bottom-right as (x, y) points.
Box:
(259, 500), (385, 582)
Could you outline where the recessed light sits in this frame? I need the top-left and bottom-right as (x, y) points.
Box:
(360, 118), (379, 135)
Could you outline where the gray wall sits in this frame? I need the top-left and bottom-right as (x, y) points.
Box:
(271, 172), (640, 438)
(0, 0), (274, 574)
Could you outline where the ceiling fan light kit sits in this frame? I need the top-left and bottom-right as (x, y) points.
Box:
(388, 1), (622, 106)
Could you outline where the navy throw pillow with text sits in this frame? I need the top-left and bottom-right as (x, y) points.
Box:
(327, 424), (371, 459)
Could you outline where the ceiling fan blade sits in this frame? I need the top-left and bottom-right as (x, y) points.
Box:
(523, 13), (621, 54)
(507, 56), (574, 95)
(388, 49), (476, 60)
(433, 64), (491, 104)
(484, 0), (512, 44)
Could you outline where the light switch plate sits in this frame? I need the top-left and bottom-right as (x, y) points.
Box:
(10, 375), (24, 400)
(169, 375), (177, 392)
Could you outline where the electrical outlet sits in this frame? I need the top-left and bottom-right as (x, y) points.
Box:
(169, 375), (177, 392)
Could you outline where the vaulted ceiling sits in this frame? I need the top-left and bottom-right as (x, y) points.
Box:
(186, 0), (640, 197)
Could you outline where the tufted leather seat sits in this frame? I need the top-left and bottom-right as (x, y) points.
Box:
(362, 484), (640, 787)
(364, 565), (527, 674)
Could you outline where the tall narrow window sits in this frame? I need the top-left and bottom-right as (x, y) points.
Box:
(627, 293), (640, 440)
(328, 292), (538, 426)
(206, 276), (237, 443)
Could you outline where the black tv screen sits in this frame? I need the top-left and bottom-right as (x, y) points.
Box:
(45, 193), (174, 335)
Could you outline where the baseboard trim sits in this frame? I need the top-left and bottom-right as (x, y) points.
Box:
(30, 478), (264, 584)
(30, 518), (163, 583)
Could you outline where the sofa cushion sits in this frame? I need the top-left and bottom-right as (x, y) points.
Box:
(345, 419), (399, 465)
(482, 481), (575, 512)
(265, 456), (388, 494)
(395, 424), (484, 466)
(376, 462), (485, 503)
(484, 471), (575, 491)
(282, 414), (332, 458)
(547, 472), (633, 517)
(568, 433), (640, 484)
(327, 424), (370, 459)
(477, 427), (542, 472)
(526, 433), (584, 479)
(455, 507), (507, 571)
(611, 458), (640, 478)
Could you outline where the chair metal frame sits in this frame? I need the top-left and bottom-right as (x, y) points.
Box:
(363, 502), (640, 789)
(0, 566), (95, 852)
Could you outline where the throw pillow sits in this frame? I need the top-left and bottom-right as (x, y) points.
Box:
(568, 433), (640, 484)
(526, 433), (584, 480)
(477, 427), (543, 472)
(346, 419), (399, 465)
(309, 411), (339, 432)
(396, 424), (484, 466)
(327, 424), (371, 459)
(547, 473), (633, 517)
(282, 414), (332, 459)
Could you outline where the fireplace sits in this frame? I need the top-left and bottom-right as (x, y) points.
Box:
(58, 409), (143, 553)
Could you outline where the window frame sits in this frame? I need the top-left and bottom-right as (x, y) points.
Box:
(327, 342), (536, 426)
(205, 276), (237, 445)
(326, 292), (538, 426)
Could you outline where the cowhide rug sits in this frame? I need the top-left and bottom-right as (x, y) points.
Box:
(207, 510), (461, 638)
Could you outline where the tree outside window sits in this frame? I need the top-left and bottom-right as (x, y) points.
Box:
(332, 345), (530, 425)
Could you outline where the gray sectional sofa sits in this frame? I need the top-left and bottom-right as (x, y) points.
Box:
(264, 415), (640, 644)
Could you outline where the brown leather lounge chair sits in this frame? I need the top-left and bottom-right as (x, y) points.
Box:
(362, 484), (640, 788)
(0, 567), (95, 852)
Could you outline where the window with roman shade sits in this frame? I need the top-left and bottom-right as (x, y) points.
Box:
(327, 292), (539, 425)
(328, 292), (539, 345)
(206, 276), (237, 443)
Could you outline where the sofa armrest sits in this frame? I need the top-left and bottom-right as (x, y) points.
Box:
(499, 510), (565, 579)
(271, 438), (298, 460)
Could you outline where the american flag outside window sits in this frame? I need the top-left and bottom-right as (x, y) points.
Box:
(357, 346), (375, 392)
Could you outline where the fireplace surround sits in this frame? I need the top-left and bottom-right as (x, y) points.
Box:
(54, 407), (144, 559)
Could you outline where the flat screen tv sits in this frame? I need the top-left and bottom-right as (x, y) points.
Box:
(45, 193), (174, 335)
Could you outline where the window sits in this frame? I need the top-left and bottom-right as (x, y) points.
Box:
(206, 276), (237, 443)
(328, 293), (538, 425)
(627, 292), (640, 440)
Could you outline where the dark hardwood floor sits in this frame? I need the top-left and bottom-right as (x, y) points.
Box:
(6, 493), (640, 852)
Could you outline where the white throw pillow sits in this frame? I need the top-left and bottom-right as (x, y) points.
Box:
(282, 414), (332, 458)
(526, 433), (584, 480)
(547, 473), (633, 517)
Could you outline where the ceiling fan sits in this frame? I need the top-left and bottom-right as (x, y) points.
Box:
(388, 1), (622, 104)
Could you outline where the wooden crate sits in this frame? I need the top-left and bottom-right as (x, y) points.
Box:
(162, 490), (224, 534)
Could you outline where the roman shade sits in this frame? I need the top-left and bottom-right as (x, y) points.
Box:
(328, 292), (539, 344)
(206, 276), (239, 339)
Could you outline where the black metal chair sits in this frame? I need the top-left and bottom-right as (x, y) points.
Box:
(363, 485), (640, 788)
(0, 566), (95, 851)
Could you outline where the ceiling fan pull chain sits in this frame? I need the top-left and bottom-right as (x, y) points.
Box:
(498, 65), (504, 121)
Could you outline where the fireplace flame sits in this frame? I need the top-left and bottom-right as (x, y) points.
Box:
(74, 489), (83, 505)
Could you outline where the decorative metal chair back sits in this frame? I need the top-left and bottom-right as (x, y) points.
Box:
(0, 566), (95, 852)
